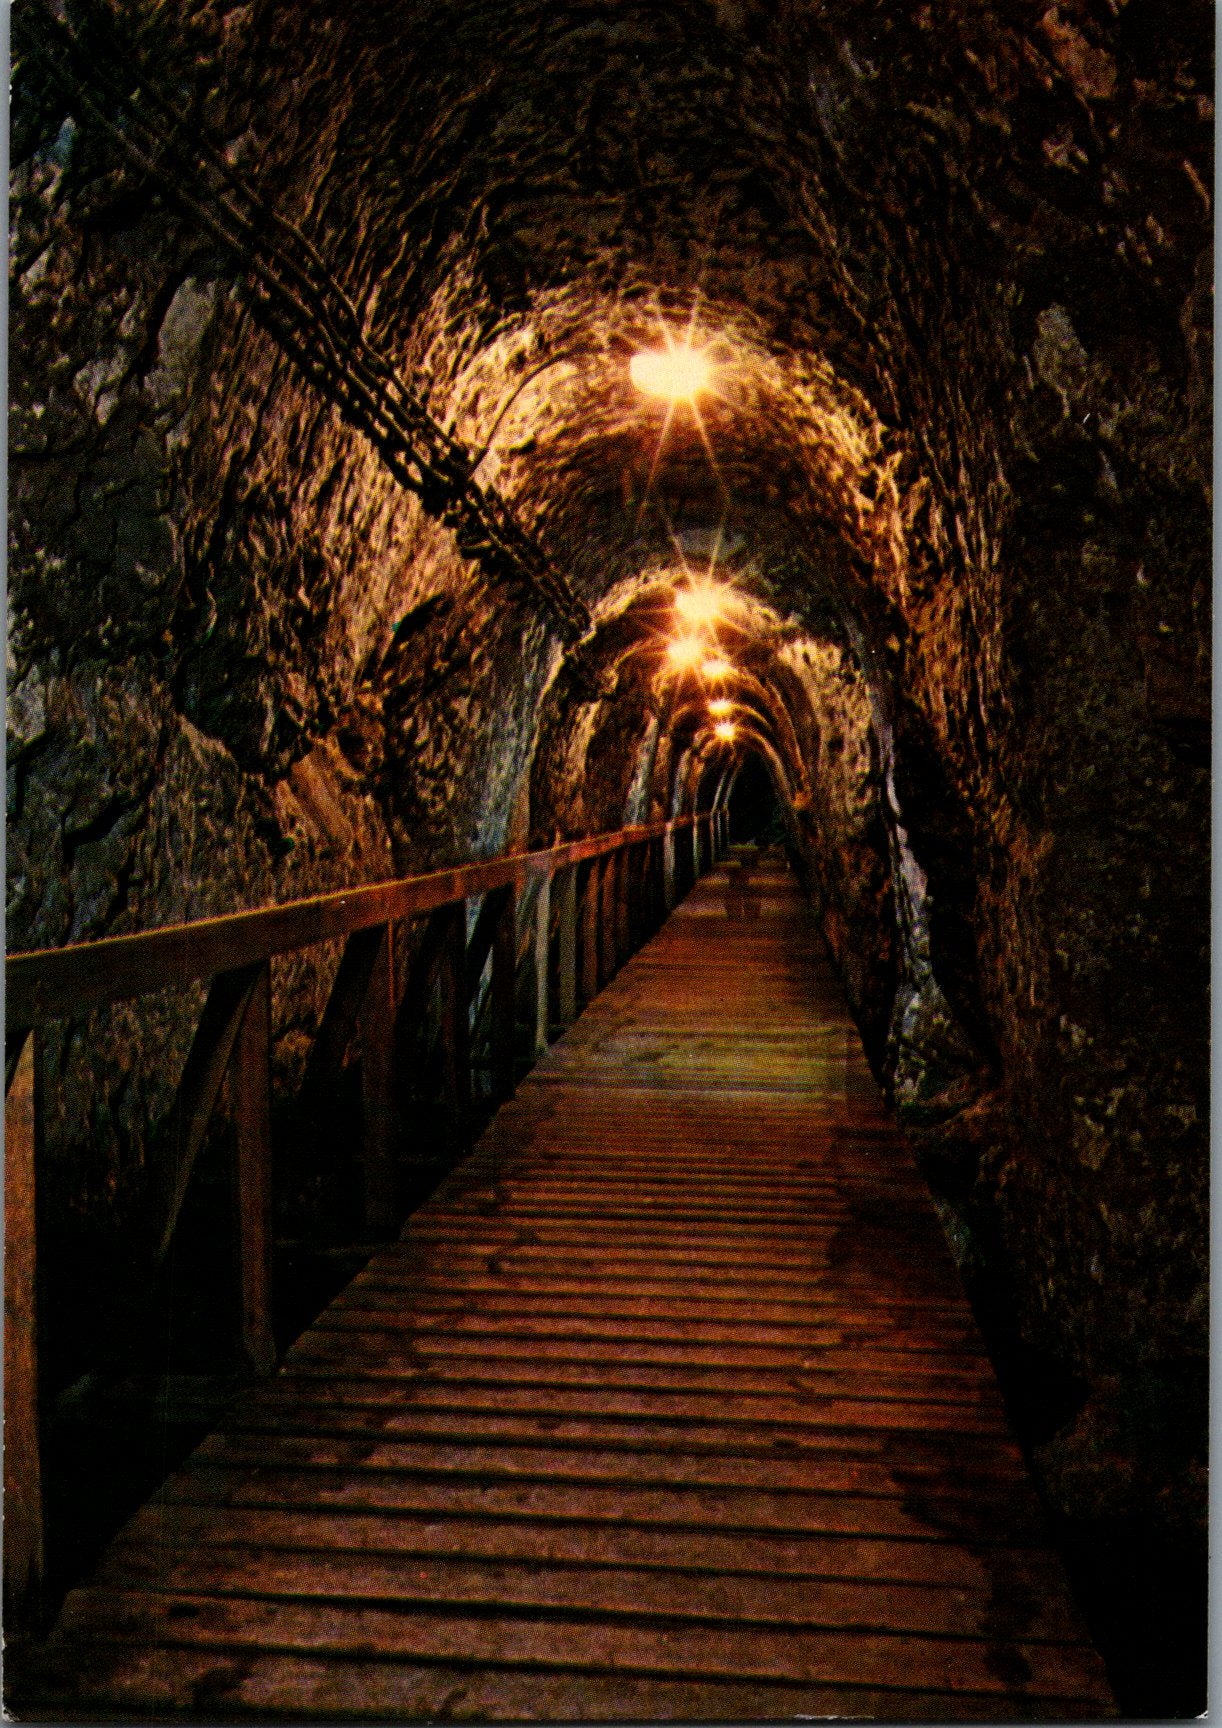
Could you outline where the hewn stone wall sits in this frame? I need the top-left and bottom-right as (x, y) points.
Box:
(9, 0), (1210, 1648)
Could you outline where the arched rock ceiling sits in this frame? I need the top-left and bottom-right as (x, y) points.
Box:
(144, 0), (1208, 870)
(7, 0), (1212, 1544)
(169, 0), (972, 880)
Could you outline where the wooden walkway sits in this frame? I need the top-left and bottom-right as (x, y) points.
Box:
(20, 851), (1114, 1721)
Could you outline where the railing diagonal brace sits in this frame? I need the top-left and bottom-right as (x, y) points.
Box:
(300, 925), (387, 1103)
(394, 908), (452, 1051)
(464, 889), (507, 1004)
(152, 962), (263, 1264)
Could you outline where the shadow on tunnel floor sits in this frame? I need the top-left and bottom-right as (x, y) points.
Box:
(1054, 1518), (1208, 1719)
(957, 1280), (1208, 1718)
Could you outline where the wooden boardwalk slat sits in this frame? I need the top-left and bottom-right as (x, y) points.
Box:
(49, 1589), (1109, 1700)
(16, 851), (1115, 1720)
(151, 1466), (1047, 1547)
(199, 1433), (1027, 1495)
(87, 1546), (1082, 1643)
(97, 1499), (1076, 1590)
(21, 1647), (1097, 1724)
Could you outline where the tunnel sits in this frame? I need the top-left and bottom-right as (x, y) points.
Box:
(5, 0), (1211, 1718)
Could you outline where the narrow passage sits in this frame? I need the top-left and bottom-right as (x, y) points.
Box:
(22, 850), (1114, 1721)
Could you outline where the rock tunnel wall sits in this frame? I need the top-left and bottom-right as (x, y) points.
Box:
(8, 0), (1211, 1561)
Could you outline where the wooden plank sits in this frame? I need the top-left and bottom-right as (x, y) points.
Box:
(298, 1322), (997, 1391)
(358, 923), (397, 1232)
(6, 820), (700, 1025)
(532, 866), (551, 1059)
(223, 1393), (1025, 1459)
(437, 901), (471, 1152)
(319, 1311), (990, 1362)
(375, 1241), (968, 1296)
(206, 1397), (1032, 1479)
(486, 883), (517, 1104)
(641, 835), (655, 929)
(157, 1460), (1036, 1543)
(599, 852), (617, 980)
(49, 1588), (1111, 1701)
(221, 1373), (1016, 1439)
(3, 1032), (43, 1637)
(111, 1499), (1072, 1593)
(256, 1360), (1003, 1426)
(317, 1292), (989, 1348)
(232, 962), (276, 1376)
(579, 857), (600, 1003)
(185, 1432), (1036, 1512)
(646, 835), (661, 935)
(88, 1542), (1082, 1643)
(18, 1643), (1102, 1724)
(272, 1361), (1011, 1436)
(615, 842), (631, 956)
(556, 864), (578, 1026)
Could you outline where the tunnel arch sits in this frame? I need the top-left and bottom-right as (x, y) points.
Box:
(721, 751), (785, 845)
(7, 0), (1210, 1694)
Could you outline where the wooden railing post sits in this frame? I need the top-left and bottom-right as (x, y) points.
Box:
(533, 865), (552, 1058)
(624, 841), (640, 951)
(557, 864), (578, 1027)
(489, 883), (518, 1104)
(639, 838), (650, 934)
(615, 844), (631, 961)
(232, 962), (276, 1376)
(4, 1031), (44, 1638)
(358, 923), (397, 1233)
(600, 852), (617, 981)
(580, 859), (600, 1003)
(438, 901), (472, 1153)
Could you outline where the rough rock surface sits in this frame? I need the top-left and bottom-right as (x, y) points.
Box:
(8, 0), (1210, 1706)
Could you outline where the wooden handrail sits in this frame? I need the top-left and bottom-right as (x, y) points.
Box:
(1, 808), (726, 1641)
(6, 818), (703, 1027)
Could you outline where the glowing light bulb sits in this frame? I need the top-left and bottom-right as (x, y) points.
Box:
(630, 345), (712, 402)
(674, 582), (728, 628)
(701, 655), (734, 680)
(709, 697), (734, 718)
(666, 634), (706, 672)
(714, 720), (737, 742)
